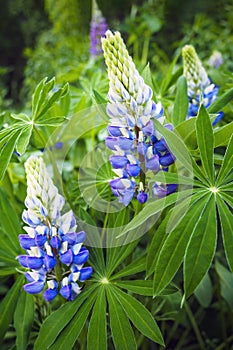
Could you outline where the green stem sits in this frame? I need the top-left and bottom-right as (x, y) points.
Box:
(54, 256), (63, 282)
(215, 335), (233, 350)
(141, 35), (150, 66)
(184, 301), (206, 350)
(214, 261), (229, 350)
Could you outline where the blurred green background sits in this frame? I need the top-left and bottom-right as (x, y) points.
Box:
(0, 0), (232, 109)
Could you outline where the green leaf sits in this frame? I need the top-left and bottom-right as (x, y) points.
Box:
(216, 134), (233, 186)
(34, 285), (97, 350)
(32, 77), (50, 117)
(32, 77), (69, 121)
(217, 195), (233, 271)
(160, 54), (180, 95)
(176, 117), (198, 150)
(196, 105), (214, 183)
(111, 253), (146, 280)
(107, 287), (137, 350)
(153, 193), (210, 296)
(208, 87), (233, 113)
(214, 121), (233, 147)
(184, 195), (217, 298)
(106, 240), (139, 277)
(106, 207), (131, 275)
(0, 275), (24, 343)
(141, 63), (153, 89)
(153, 171), (200, 186)
(172, 75), (188, 127)
(220, 191), (233, 208)
(148, 192), (204, 279)
(194, 273), (213, 308)
(16, 125), (33, 155)
(147, 213), (174, 278)
(165, 190), (206, 235)
(215, 261), (233, 310)
(37, 83), (69, 121)
(49, 290), (97, 350)
(112, 286), (164, 346)
(87, 287), (107, 350)
(0, 267), (18, 276)
(118, 190), (190, 238)
(11, 113), (30, 122)
(116, 280), (153, 296)
(92, 89), (109, 122)
(35, 116), (67, 126)
(0, 188), (21, 253)
(14, 292), (34, 350)
(0, 130), (21, 181)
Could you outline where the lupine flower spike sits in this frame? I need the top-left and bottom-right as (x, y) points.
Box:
(101, 30), (176, 205)
(182, 45), (223, 125)
(208, 50), (223, 69)
(17, 156), (92, 302)
(90, 0), (108, 58)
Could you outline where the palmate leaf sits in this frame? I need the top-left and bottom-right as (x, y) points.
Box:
(196, 105), (214, 183)
(153, 192), (211, 296)
(117, 190), (191, 238)
(34, 285), (98, 350)
(217, 195), (233, 271)
(115, 280), (153, 296)
(172, 75), (188, 127)
(87, 287), (107, 350)
(14, 292), (34, 350)
(184, 195), (217, 298)
(147, 191), (206, 278)
(107, 288), (137, 350)
(106, 240), (139, 277)
(146, 213), (171, 278)
(49, 290), (98, 350)
(111, 286), (164, 346)
(111, 253), (146, 280)
(0, 275), (24, 344)
(31, 77), (69, 122)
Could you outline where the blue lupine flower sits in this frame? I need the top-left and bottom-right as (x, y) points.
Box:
(182, 45), (223, 124)
(101, 31), (177, 205)
(17, 156), (92, 302)
(90, 0), (108, 58)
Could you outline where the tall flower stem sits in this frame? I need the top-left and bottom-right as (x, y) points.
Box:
(184, 301), (206, 350)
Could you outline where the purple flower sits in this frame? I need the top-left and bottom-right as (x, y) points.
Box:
(90, 0), (108, 58)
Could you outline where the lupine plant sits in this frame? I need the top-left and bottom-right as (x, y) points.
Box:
(182, 44), (223, 124)
(89, 0), (108, 58)
(0, 25), (233, 350)
(18, 156), (92, 302)
(102, 30), (176, 205)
